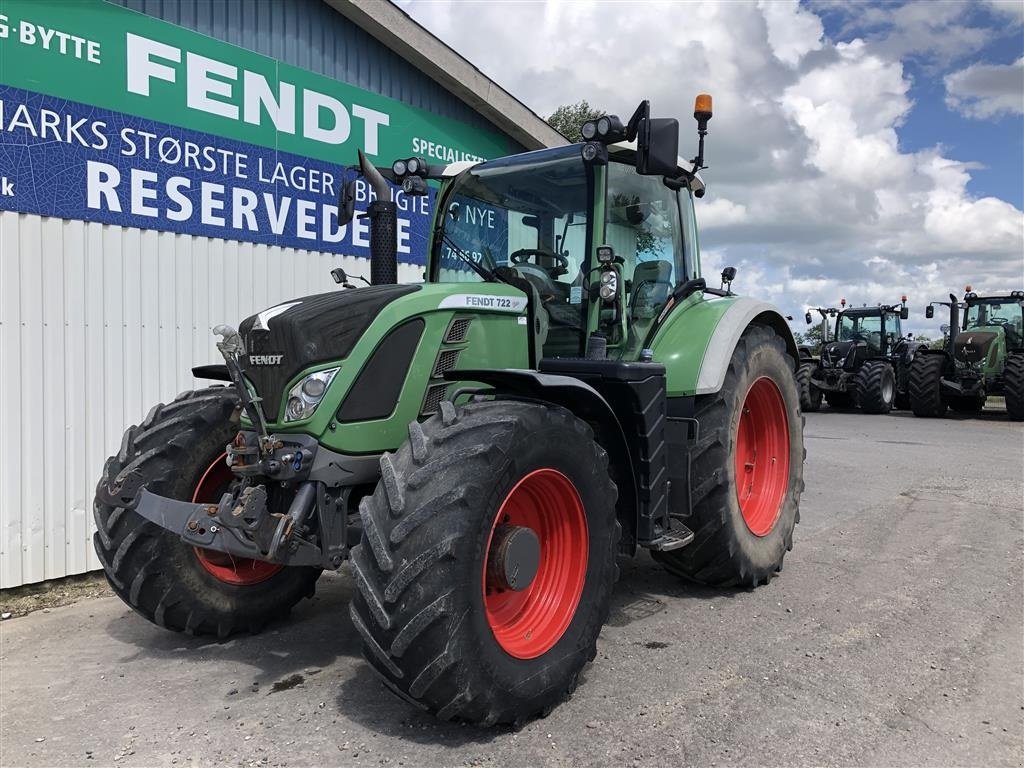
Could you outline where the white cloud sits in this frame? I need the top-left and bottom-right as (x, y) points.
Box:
(983, 0), (1024, 24)
(401, 0), (1024, 334)
(758, 0), (824, 67)
(945, 57), (1024, 119)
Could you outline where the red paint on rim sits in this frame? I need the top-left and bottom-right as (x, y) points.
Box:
(735, 377), (790, 536)
(191, 453), (283, 586)
(482, 469), (588, 659)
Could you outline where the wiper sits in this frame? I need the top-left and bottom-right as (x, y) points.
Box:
(442, 235), (498, 283)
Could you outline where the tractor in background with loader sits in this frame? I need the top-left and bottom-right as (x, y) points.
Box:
(909, 287), (1024, 419)
(94, 96), (804, 725)
(796, 297), (923, 413)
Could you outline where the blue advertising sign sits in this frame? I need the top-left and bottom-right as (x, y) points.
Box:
(0, 85), (437, 263)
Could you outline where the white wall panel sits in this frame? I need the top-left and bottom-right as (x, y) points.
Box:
(0, 211), (421, 587)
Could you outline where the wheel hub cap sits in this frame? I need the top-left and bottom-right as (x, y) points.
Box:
(486, 525), (541, 591)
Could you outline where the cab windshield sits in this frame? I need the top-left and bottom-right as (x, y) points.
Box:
(432, 149), (590, 354)
(836, 313), (883, 350)
(964, 299), (1023, 346)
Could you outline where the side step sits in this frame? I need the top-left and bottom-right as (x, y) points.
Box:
(642, 521), (695, 552)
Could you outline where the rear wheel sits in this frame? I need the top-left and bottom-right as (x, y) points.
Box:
(855, 360), (896, 414)
(93, 388), (321, 638)
(349, 400), (618, 725)
(796, 362), (822, 412)
(908, 353), (947, 417)
(1004, 353), (1024, 420)
(653, 325), (803, 587)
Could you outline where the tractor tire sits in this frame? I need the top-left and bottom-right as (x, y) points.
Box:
(825, 390), (853, 409)
(908, 354), (947, 417)
(652, 325), (803, 588)
(948, 396), (985, 413)
(93, 388), (321, 638)
(796, 363), (822, 412)
(349, 400), (618, 725)
(854, 360), (896, 414)
(1004, 353), (1024, 420)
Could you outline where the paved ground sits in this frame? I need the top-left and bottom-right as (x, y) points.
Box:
(2, 409), (1022, 767)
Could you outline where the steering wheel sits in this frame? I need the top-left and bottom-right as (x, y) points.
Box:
(510, 248), (570, 276)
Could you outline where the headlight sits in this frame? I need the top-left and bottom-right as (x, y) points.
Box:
(283, 367), (339, 422)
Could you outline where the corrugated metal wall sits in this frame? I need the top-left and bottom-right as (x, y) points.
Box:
(0, 210), (421, 587)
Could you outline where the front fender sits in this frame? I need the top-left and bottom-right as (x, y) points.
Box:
(650, 295), (799, 397)
(447, 368), (639, 552)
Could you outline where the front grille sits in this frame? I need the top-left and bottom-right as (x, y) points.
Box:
(421, 383), (449, 415)
(432, 349), (460, 378)
(444, 317), (472, 343)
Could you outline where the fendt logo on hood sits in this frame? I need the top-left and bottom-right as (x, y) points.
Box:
(249, 354), (284, 366)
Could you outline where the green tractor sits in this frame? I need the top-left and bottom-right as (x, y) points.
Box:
(909, 288), (1024, 419)
(94, 96), (804, 725)
(796, 298), (919, 413)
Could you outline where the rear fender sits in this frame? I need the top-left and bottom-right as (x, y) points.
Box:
(447, 369), (640, 554)
(651, 296), (799, 396)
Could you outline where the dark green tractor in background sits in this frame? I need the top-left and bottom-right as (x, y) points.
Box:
(796, 298), (921, 413)
(909, 288), (1024, 419)
(94, 96), (805, 725)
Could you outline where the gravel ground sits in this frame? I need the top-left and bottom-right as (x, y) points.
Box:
(1, 409), (1022, 767)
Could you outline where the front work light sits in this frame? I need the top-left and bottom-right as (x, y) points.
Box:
(581, 141), (608, 165)
(284, 367), (339, 422)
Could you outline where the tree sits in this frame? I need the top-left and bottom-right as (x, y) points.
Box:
(795, 323), (825, 353)
(546, 101), (605, 142)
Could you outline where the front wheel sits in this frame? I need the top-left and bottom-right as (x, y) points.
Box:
(93, 389), (321, 638)
(908, 353), (947, 417)
(653, 325), (803, 587)
(1004, 353), (1024, 420)
(855, 360), (896, 414)
(349, 400), (618, 725)
(796, 362), (822, 412)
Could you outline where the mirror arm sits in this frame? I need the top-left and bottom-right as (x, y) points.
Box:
(625, 100), (649, 142)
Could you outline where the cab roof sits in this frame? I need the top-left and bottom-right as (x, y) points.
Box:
(440, 143), (706, 196)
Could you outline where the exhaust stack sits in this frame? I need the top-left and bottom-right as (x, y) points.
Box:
(358, 149), (398, 286)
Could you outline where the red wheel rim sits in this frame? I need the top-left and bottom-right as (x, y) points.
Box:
(735, 377), (790, 536)
(191, 453), (283, 586)
(482, 469), (588, 659)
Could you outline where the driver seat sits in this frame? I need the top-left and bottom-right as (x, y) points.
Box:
(629, 260), (673, 320)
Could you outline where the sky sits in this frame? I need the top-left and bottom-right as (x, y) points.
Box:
(400, 0), (1024, 337)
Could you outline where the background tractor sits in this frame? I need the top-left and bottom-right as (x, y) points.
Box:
(909, 288), (1024, 419)
(94, 96), (805, 725)
(796, 297), (922, 413)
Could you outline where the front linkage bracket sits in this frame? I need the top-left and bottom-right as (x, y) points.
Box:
(97, 466), (323, 567)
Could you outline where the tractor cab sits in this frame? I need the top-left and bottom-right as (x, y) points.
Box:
(818, 299), (909, 370)
(427, 142), (703, 361)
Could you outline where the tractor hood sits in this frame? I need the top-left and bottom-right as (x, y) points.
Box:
(239, 285), (420, 415)
(953, 327), (1001, 365)
(821, 340), (857, 367)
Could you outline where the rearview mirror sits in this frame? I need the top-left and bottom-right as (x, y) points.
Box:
(925, 305), (934, 319)
(804, 311), (812, 325)
(900, 306), (909, 320)
(636, 117), (679, 177)
(337, 179), (357, 227)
